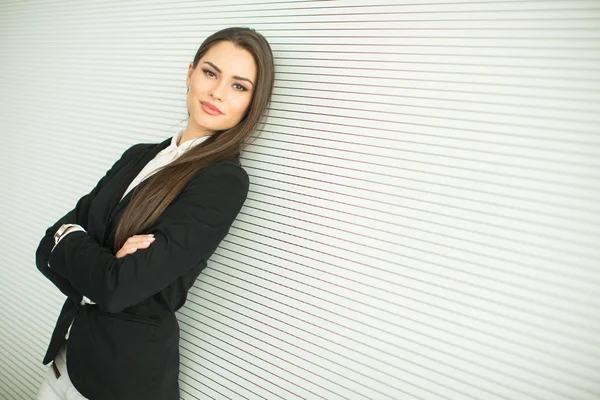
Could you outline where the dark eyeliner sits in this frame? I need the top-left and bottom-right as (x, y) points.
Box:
(202, 68), (247, 91)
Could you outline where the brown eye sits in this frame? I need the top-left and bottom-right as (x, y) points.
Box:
(202, 68), (215, 77)
(234, 83), (247, 92)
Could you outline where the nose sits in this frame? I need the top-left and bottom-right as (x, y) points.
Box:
(210, 79), (227, 101)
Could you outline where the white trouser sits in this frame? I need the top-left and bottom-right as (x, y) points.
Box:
(36, 342), (89, 400)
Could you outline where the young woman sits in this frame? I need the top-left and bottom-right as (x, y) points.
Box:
(35, 26), (275, 400)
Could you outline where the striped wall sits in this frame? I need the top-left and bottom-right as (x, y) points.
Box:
(0, 1), (599, 399)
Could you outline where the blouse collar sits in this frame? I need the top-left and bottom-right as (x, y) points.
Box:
(159, 130), (212, 158)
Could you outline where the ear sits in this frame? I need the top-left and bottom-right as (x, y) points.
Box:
(186, 62), (194, 86)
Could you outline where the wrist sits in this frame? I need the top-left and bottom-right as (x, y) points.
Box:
(64, 227), (78, 235)
(54, 224), (86, 245)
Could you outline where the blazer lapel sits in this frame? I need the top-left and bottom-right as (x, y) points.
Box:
(100, 138), (171, 246)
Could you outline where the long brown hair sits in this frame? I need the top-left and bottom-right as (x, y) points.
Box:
(113, 27), (274, 252)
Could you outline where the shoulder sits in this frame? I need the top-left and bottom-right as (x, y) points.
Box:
(116, 141), (166, 167)
(213, 159), (246, 175)
(124, 136), (171, 157)
(202, 159), (249, 188)
(184, 159), (249, 201)
(118, 142), (152, 162)
(125, 142), (155, 155)
(171, 160), (250, 217)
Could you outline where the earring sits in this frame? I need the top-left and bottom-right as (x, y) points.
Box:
(186, 85), (190, 92)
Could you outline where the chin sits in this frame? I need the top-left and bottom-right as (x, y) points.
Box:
(194, 118), (220, 132)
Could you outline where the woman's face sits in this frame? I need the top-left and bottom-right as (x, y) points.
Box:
(186, 41), (257, 135)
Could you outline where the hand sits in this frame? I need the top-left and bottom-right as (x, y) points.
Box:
(116, 234), (155, 259)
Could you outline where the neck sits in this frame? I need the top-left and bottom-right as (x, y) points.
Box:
(178, 124), (213, 146)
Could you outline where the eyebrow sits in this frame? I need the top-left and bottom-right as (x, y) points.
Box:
(202, 61), (254, 87)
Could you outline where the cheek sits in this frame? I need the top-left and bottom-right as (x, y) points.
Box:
(230, 96), (252, 118)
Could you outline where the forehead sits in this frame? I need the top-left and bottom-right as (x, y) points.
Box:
(202, 41), (256, 80)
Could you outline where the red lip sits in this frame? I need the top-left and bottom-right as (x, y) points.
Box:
(200, 101), (222, 114)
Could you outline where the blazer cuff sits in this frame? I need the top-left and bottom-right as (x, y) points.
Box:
(48, 230), (88, 275)
(50, 224), (87, 254)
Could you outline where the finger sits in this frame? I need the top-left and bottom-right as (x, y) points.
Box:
(135, 234), (155, 239)
(119, 246), (138, 256)
(121, 246), (137, 253)
(133, 234), (155, 240)
(125, 236), (155, 246)
(134, 238), (155, 248)
(128, 234), (155, 241)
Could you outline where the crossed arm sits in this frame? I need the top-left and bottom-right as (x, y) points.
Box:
(34, 144), (144, 304)
(40, 161), (249, 314)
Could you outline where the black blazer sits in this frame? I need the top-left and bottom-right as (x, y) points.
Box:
(35, 137), (249, 400)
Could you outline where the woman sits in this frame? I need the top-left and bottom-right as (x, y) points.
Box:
(34, 26), (275, 400)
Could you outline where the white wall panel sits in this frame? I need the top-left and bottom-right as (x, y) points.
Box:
(1, 0), (599, 399)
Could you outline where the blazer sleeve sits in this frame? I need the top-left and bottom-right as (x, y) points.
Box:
(47, 161), (250, 314)
(35, 143), (144, 300)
